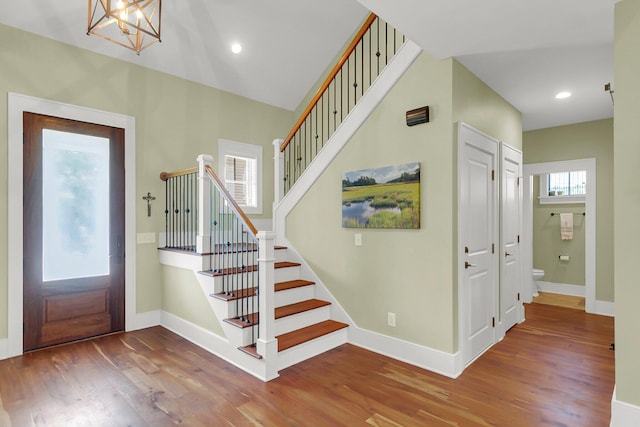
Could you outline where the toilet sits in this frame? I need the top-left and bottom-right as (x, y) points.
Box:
(532, 268), (545, 295)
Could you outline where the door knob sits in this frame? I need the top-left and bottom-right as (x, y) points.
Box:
(465, 261), (477, 269)
(505, 252), (512, 257)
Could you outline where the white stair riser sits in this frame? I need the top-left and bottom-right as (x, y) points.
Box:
(275, 266), (301, 283)
(211, 272), (259, 294)
(275, 285), (315, 307)
(204, 247), (287, 267)
(209, 253), (259, 268)
(275, 306), (331, 336)
(220, 321), (259, 347)
(210, 296), (258, 319)
(196, 271), (259, 295)
(275, 249), (288, 262)
(278, 328), (348, 371)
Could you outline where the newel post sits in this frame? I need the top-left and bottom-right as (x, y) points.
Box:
(273, 139), (284, 206)
(196, 154), (213, 254)
(256, 230), (278, 379)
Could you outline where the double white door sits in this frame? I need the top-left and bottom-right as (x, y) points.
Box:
(459, 123), (522, 367)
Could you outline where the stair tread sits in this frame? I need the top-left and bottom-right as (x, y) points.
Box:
(224, 313), (258, 328)
(275, 261), (301, 269)
(199, 264), (257, 277)
(211, 287), (257, 301)
(277, 320), (348, 352)
(275, 299), (330, 319)
(238, 344), (263, 359)
(198, 261), (299, 277)
(275, 279), (315, 292)
(212, 279), (313, 301)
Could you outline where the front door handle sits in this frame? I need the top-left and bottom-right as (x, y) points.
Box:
(465, 261), (477, 269)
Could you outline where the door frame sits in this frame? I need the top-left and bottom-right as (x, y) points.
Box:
(457, 122), (499, 368)
(521, 158), (596, 313)
(7, 92), (137, 358)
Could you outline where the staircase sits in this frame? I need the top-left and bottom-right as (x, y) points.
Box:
(180, 243), (348, 372)
(158, 13), (417, 380)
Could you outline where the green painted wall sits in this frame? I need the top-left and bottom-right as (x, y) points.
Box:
(286, 53), (521, 354)
(614, 0), (640, 407)
(0, 24), (293, 339)
(288, 52), (456, 352)
(162, 267), (222, 334)
(452, 59), (523, 150)
(523, 119), (614, 301)
(531, 183), (586, 287)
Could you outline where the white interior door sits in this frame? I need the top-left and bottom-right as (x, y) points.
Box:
(458, 123), (498, 366)
(500, 143), (522, 333)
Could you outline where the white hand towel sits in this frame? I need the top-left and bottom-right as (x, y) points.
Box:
(560, 213), (573, 240)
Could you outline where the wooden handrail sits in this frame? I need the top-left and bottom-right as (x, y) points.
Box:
(160, 166), (198, 181)
(280, 13), (377, 152)
(204, 165), (258, 237)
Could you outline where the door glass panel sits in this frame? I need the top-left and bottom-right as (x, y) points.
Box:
(42, 129), (110, 281)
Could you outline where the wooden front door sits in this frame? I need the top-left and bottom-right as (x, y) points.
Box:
(23, 112), (125, 351)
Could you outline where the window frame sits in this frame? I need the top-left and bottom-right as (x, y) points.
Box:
(538, 171), (586, 205)
(218, 139), (263, 214)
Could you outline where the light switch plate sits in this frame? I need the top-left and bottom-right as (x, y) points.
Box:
(137, 232), (156, 244)
(355, 233), (362, 246)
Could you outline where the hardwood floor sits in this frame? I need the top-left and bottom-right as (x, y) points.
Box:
(0, 303), (614, 426)
(533, 291), (586, 310)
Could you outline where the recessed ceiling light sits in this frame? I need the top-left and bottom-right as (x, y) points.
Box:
(555, 91), (571, 99)
(231, 43), (242, 54)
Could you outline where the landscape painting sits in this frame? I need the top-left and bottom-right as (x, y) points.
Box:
(342, 162), (420, 229)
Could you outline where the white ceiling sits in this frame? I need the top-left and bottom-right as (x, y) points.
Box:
(357, 0), (618, 130)
(1, 0), (619, 131)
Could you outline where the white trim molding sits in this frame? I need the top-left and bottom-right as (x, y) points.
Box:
(0, 339), (7, 360)
(611, 387), (640, 427)
(160, 310), (277, 382)
(131, 310), (162, 330)
(6, 93), (137, 358)
(536, 281), (586, 297)
(349, 327), (460, 379)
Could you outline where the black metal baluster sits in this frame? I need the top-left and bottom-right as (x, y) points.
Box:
(164, 179), (169, 248)
(180, 175), (184, 249)
(361, 35), (364, 98)
(369, 24), (372, 92)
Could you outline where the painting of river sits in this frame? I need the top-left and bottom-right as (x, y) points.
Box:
(342, 162), (420, 229)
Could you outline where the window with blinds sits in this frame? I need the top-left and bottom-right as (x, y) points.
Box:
(539, 170), (586, 204)
(218, 139), (262, 214)
(224, 155), (256, 207)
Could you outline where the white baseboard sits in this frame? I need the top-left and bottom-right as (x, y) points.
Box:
(129, 310), (162, 331)
(348, 326), (460, 379)
(159, 310), (277, 382)
(611, 386), (640, 426)
(537, 282), (615, 317)
(594, 300), (615, 317)
(537, 281), (585, 297)
(0, 338), (7, 361)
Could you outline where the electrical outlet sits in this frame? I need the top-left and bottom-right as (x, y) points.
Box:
(355, 233), (362, 246)
(387, 312), (396, 327)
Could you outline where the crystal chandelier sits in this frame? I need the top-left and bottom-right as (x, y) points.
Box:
(87, 0), (162, 54)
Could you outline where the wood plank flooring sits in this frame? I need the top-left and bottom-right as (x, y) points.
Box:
(533, 291), (586, 310)
(0, 302), (614, 426)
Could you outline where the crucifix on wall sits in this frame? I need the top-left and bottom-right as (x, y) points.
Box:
(142, 192), (156, 217)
